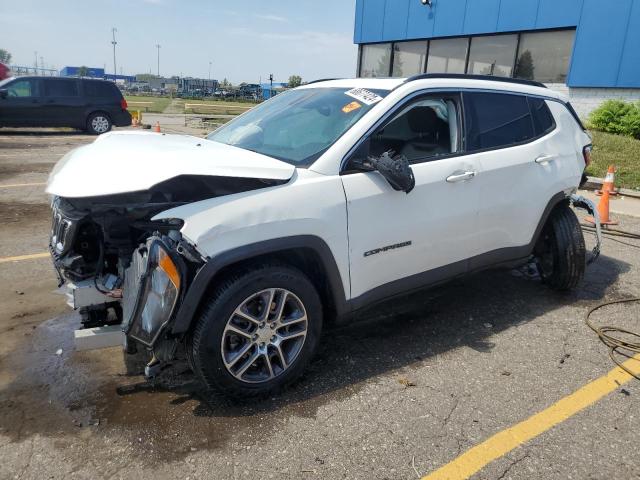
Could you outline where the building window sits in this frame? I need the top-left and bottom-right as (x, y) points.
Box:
(360, 43), (392, 78)
(467, 34), (518, 77)
(392, 41), (428, 77)
(426, 38), (468, 74)
(515, 30), (575, 83)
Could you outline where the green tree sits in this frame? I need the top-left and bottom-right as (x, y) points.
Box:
(135, 73), (160, 82)
(0, 49), (11, 64)
(77, 65), (89, 77)
(288, 75), (302, 88)
(515, 50), (535, 80)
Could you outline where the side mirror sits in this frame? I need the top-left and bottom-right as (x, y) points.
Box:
(0, 89), (7, 99)
(367, 150), (416, 194)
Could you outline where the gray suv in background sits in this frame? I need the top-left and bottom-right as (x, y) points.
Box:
(0, 76), (132, 134)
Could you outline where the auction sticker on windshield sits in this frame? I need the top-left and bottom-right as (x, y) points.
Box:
(345, 88), (383, 106)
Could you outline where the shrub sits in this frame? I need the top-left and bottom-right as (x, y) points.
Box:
(588, 99), (640, 139)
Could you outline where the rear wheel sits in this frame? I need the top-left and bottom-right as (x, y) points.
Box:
(86, 112), (112, 135)
(535, 203), (586, 290)
(191, 264), (323, 398)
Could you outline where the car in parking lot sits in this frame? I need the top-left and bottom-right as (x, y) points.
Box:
(0, 76), (131, 134)
(46, 74), (599, 398)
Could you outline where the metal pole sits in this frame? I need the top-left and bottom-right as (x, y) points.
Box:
(34, 51), (38, 74)
(156, 44), (161, 77)
(111, 28), (118, 77)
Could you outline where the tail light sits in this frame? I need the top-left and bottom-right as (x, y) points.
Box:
(120, 98), (128, 110)
(583, 145), (592, 167)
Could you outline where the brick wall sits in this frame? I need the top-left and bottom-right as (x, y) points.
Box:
(546, 84), (640, 119)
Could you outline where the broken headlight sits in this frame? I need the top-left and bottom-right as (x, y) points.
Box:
(123, 238), (183, 346)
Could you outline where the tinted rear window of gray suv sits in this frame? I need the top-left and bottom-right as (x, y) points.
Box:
(84, 81), (118, 98)
(463, 92), (534, 151)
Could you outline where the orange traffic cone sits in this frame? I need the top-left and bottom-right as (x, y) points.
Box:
(586, 187), (618, 226)
(596, 165), (618, 196)
(153, 121), (161, 133)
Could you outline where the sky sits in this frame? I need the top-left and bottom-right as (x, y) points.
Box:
(0, 0), (358, 84)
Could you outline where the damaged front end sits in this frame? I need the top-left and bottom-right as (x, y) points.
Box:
(49, 176), (286, 372)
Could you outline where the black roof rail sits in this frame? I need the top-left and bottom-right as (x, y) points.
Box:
(403, 73), (547, 89)
(304, 78), (344, 85)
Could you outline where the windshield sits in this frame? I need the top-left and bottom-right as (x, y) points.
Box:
(0, 77), (15, 88)
(207, 87), (390, 167)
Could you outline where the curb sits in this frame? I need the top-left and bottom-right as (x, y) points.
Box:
(584, 176), (640, 199)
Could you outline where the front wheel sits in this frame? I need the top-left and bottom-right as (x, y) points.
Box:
(190, 264), (323, 398)
(535, 203), (586, 290)
(86, 112), (112, 135)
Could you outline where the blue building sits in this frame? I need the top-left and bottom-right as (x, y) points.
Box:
(354, 0), (640, 115)
(60, 66), (135, 83)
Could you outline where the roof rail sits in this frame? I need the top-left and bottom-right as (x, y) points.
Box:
(304, 78), (344, 85)
(403, 73), (547, 89)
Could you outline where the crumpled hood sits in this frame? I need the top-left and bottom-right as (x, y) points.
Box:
(46, 131), (295, 198)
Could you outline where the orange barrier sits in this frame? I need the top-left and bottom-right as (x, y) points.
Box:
(586, 188), (618, 226)
(596, 165), (618, 196)
(153, 121), (161, 133)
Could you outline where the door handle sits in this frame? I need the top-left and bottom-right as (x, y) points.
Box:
(535, 154), (556, 164)
(446, 171), (476, 183)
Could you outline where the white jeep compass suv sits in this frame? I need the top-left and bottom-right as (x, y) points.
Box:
(47, 75), (598, 398)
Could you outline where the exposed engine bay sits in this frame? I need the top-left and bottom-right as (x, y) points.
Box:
(50, 174), (286, 364)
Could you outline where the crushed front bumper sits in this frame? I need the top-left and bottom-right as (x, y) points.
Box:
(571, 193), (601, 264)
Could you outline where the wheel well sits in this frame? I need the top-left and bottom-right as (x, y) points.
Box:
(192, 248), (340, 330)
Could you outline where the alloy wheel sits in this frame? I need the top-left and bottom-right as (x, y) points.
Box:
(221, 288), (308, 384)
(91, 116), (110, 134)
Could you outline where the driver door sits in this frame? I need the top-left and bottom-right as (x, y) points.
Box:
(0, 78), (42, 126)
(341, 92), (483, 305)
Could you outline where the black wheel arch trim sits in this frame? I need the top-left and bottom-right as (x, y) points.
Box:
(170, 235), (348, 335)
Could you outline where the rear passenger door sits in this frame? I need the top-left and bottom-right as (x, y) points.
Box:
(463, 91), (559, 267)
(41, 78), (84, 127)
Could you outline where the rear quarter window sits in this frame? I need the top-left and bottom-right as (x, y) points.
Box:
(463, 92), (534, 151)
(84, 81), (119, 98)
(528, 97), (555, 136)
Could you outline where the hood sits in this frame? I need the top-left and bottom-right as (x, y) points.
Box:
(46, 131), (296, 198)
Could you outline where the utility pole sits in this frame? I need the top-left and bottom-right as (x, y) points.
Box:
(269, 73), (274, 99)
(34, 51), (38, 74)
(208, 61), (212, 81)
(111, 28), (118, 76)
(156, 44), (161, 77)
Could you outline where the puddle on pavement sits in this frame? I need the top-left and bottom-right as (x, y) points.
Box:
(0, 312), (362, 464)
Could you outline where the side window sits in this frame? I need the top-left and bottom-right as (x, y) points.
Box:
(6, 79), (36, 98)
(84, 81), (117, 98)
(360, 97), (459, 164)
(43, 79), (79, 97)
(463, 92), (534, 151)
(528, 97), (555, 136)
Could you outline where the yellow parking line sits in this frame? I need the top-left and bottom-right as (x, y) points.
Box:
(422, 354), (640, 480)
(0, 252), (50, 264)
(0, 182), (46, 189)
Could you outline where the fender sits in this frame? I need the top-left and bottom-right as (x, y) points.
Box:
(170, 235), (349, 335)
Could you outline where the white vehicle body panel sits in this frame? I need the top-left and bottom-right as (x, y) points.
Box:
(342, 155), (482, 299)
(471, 100), (587, 254)
(152, 169), (351, 297)
(46, 131), (295, 198)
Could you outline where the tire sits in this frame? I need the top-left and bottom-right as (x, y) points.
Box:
(86, 112), (112, 135)
(191, 263), (323, 398)
(535, 203), (586, 290)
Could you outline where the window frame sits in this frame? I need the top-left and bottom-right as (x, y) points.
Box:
(460, 89), (558, 155)
(340, 88), (560, 175)
(341, 90), (465, 174)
